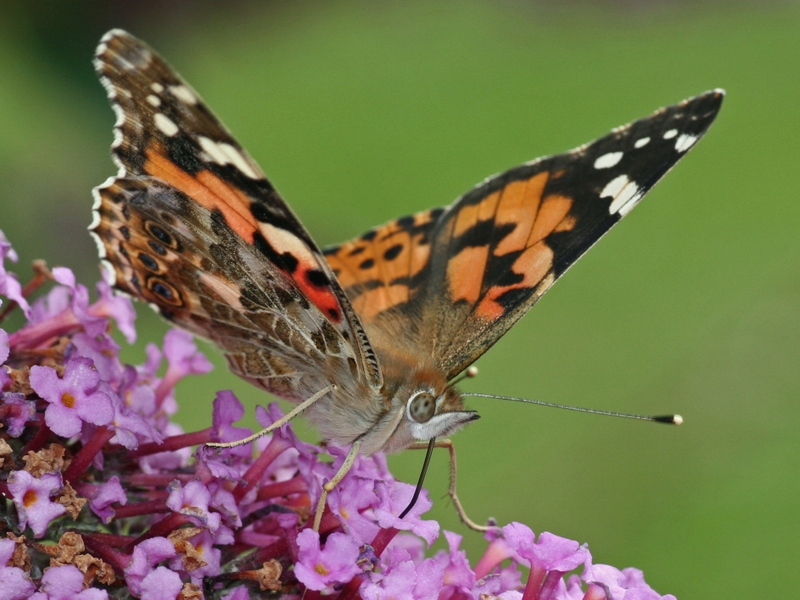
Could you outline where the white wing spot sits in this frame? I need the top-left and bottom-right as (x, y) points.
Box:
(594, 151), (623, 169)
(634, 137), (650, 148)
(154, 113), (179, 137)
(601, 174), (627, 200)
(219, 143), (259, 179)
(602, 174), (642, 215)
(198, 136), (229, 165)
(260, 222), (318, 266)
(663, 129), (678, 140)
(197, 136), (260, 179)
(169, 85), (197, 105)
(146, 94), (161, 107)
(675, 133), (698, 153)
(616, 189), (644, 216)
(150, 82), (164, 93)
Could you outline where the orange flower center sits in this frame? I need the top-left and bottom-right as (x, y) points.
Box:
(61, 392), (76, 408)
(23, 490), (38, 507)
(314, 563), (329, 576)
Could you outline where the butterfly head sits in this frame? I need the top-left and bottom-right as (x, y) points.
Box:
(378, 368), (479, 454)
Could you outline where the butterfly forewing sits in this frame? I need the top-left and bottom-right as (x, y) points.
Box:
(91, 30), (383, 399)
(324, 91), (723, 380)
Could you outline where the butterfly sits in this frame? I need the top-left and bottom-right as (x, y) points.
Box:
(90, 29), (722, 527)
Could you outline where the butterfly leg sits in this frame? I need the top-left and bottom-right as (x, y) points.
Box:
(408, 439), (496, 532)
(313, 439), (362, 531)
(206, 386), (334, 449)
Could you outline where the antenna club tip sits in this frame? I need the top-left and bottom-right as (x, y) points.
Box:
(652, 414), (682, 425)
(466, 366), (479, 378)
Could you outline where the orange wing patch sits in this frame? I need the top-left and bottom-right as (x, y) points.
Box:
(476, 241), (554, 320)
(144, 143), (343, 323)
(144, 144), (259, 243)
(443, 171), (576, 321)
(529, 194), (573, 246)
(493, 172), (548, 255)
(447, 245), (490, 305)
(453, 190), (501, 237)
(324, 209), (441, 322)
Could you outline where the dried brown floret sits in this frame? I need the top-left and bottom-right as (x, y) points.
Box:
(55, 480), (87, 520)
(5, 533), (32, 572)
(22, 444), (66, 477)
(178, 582), (203, 600)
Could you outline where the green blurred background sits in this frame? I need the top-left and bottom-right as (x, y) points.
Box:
(1, 1), (799, 597)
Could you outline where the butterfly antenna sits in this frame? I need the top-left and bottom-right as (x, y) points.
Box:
(450, 366), (479, 387)
(399, 437), (436, 519)
(206, 386), (335, 449)
(462, 392), (682, 425)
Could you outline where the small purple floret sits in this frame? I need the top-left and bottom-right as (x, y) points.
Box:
(0, 231), (30, 318)
(81, 476), (127, 523)
(166, 479), (221, 533)
(7, 470), (66, 538)
(30, 565), (109, 600)
(124, 537), (177, 596)
(295, 529), (362, 590)
(373, 479), (439, 545)
(138, 566), (184, 600)
(504, 523), (587, 572)
(582, 564), (677, 600)
(93, 279), (137, 343)
(30, 357), (114, 438)
(1, 392), (36, 437)
(162, 330), (213, 384)
(362, 544), (444, 600)
(212, 390), (252, 457)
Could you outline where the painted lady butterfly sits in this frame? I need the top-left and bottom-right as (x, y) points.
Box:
(90, 30), (722, 525)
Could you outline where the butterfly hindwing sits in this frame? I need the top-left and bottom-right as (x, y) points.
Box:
(323, 208), (443, 324)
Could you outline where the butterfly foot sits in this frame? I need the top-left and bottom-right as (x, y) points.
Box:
(312, 439), (362, 531)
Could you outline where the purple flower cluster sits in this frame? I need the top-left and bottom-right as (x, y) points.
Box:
(0, 231), (677, 599)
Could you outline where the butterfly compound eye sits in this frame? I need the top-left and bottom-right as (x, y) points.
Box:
(408, 392), (436, 423)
